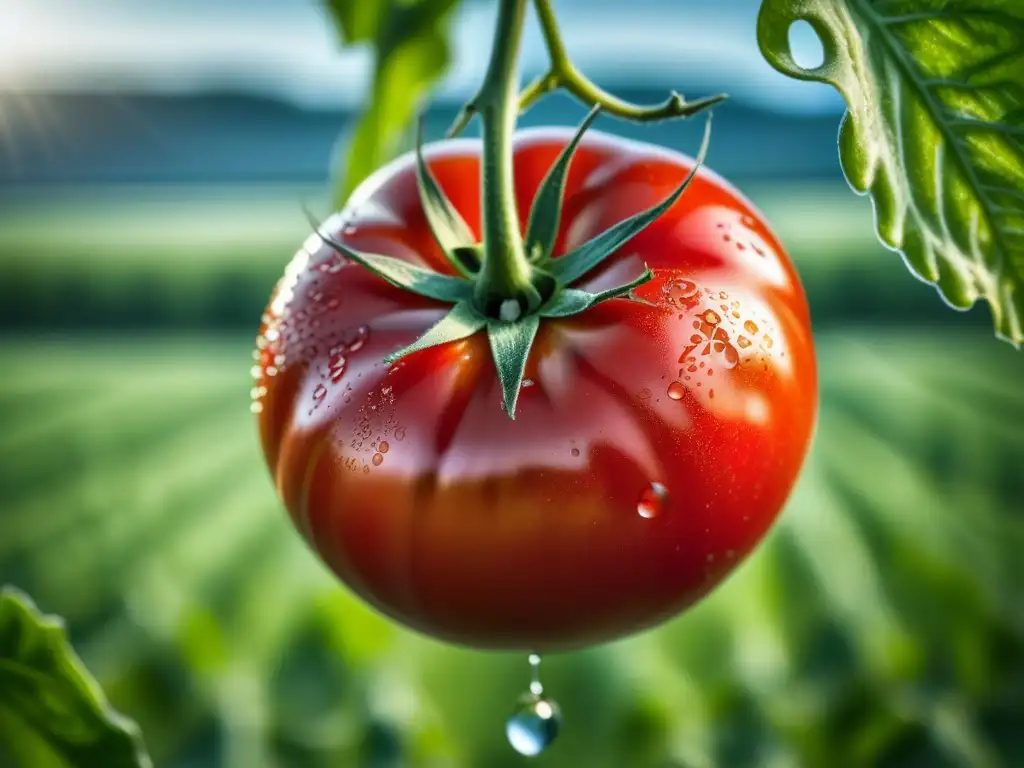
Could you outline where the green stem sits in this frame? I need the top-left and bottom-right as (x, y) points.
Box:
(473, 0), (539, 314)
(525, 0), (727, 120)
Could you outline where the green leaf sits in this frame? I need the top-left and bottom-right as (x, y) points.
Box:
(540, 267), (655, 317)
(384, 301), (487, 362)
(526, 105), (602, 263)
(327, 0), (462, 206)
(0, 587), (150, 768)
(487, 316), (540, 419)
(549, 113), (712, 286)
(312, 223), (473, 304)
(757, 0), (1024, 344)
(414, 118), (477, 274)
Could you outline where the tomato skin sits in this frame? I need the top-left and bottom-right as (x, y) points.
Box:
(254, 128), (817, 651)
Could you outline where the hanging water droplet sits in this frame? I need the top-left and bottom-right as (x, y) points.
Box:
(506, 654), (560, 757)
(637, 482), (668, 519)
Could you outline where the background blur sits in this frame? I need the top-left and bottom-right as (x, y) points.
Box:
(2, 0), (1023, 766)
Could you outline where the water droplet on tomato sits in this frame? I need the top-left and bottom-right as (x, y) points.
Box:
(637, 388), (652, 400)
(311, 385), (327, 411)
(637, 482), (668, 519)
(662, 278), (699, 306)
(744, 320), (759, 334)
(378, 440), (390, 454)
(348, 325), (370, 353)
(250, 401), (263, 414)
(703, 310), (721, 325)
(570, 447), (580, 457)
(738, 335), (752, 349)
(762, 334), (774, 349)
(329, 353), (348, 383)
(667, 381), (685, 400)
(372, 453), (384, 466)
(394, 427), (407, 441)
(506, 655), (560, 757)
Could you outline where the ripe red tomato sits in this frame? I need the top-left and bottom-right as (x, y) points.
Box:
(254, 128), (817, 651)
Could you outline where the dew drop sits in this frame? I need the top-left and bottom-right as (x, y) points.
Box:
(507, 697), (560, 757)
(637, 387), (652, 400)
(738, 335), (752, 349)
(394, 427), (407, 441)
(763, 334), (774, 349)
(329, 353), (348, 383)
(662, 278), (699, 306)
(250, 401), (263, 414)
(378, 440), (390, 454)
(372, 453), (384, 466)
(506, 654), (560, 757)
(571, 447), (580, 457)
(312, 383), (327, 403)
(744, 320), (759, 334)
(703, 310), (721, 325)
(667, 381), (685, 400)
(637, 481), (668, 519)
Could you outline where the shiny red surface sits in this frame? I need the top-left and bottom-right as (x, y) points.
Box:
(254, 128), (817, 651)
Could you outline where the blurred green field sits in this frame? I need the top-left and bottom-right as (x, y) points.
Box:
(1, 181), (1021, 767)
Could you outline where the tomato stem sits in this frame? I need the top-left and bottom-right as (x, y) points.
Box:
(521, 0), (727, 121)
(472, 0), (541, 316)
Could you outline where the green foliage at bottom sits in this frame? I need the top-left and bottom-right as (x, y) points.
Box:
(0, 588), (150, 767)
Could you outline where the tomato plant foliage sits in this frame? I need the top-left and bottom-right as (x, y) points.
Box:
(326, 0), (1024, 344)
(758, 0), (1024, 343)
(327, 0), (462, 205)
(0, 588), (150, 768)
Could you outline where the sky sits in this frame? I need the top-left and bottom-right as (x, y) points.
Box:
(0, 0), (841, 115)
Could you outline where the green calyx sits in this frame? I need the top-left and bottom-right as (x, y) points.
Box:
(314, 0), (723, 419)
(313, 111), (714, 418)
